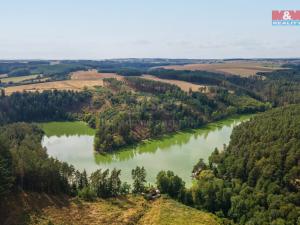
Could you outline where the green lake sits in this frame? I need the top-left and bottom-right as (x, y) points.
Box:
(41, 115), (252, 186)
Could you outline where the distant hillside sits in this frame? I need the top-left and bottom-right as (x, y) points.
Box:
(1, 192), (220, 225)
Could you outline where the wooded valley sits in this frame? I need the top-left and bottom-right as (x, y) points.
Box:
(1, 59), (300, 224)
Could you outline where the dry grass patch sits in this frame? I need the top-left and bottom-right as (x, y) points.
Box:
(138, 197), (220, 225)
(141, 75), (208, 93)
(1, 192), (149, 225)
(31, 196), (149, 225)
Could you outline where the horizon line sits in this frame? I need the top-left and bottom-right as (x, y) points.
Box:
(0, 57), (300, 61)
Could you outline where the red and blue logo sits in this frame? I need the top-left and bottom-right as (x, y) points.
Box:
(272, 10), (300, 26)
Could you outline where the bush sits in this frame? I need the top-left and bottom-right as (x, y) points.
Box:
(78, 186), (96, 201)
(156, 171), (185, 199)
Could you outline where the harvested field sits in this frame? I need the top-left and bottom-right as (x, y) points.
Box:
(141, 74), (207, 93)
(161, 62), (282, 77)
(4, 80), (105, 95)
(71, 69), (123, 81)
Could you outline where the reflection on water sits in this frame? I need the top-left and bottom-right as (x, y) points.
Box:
(42, 115), (252, 186)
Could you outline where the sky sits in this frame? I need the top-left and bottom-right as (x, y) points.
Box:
(0, 0), (300, 59)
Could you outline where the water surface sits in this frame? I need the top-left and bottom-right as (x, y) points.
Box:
(41, 115), (252, 186)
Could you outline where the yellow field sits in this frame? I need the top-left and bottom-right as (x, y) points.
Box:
(141, 74), (208, 93)
(162, 62), (282, 77)
(0, 74), (39, 83)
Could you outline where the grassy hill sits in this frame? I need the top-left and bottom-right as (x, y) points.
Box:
(1, 192), (220, 225)
(139, 196), (220, 225)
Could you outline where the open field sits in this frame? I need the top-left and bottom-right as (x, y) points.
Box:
(141, 74), (207, 92)
(0, 74), (39, 83)
(71, 69), (123, 81)
(4, 80), (105, 95)
(1, 192), (220, 225)
(161, 62), (283, 77)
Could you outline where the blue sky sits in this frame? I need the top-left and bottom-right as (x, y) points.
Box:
(0, 0), (299, 59)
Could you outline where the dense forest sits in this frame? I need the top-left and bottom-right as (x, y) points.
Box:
(155, 105), (300, 225)
(93, 77), (269, 152)
(0, 90), (91, 125)
(0, 123), (75, 195)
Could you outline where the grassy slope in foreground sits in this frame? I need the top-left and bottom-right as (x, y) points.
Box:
(139, 196), (220, 225)
(1, 192), (220, 225)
